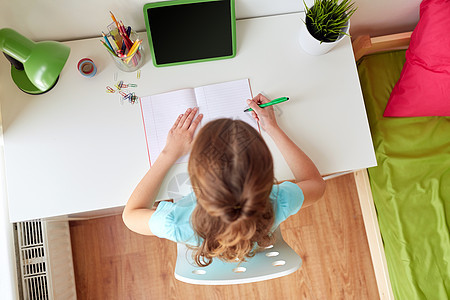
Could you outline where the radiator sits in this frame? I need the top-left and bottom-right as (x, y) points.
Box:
(15, 220), (77, 300)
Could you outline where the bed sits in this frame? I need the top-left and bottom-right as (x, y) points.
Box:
(351, 3), (450, 298)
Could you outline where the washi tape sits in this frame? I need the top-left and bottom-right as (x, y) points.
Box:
(77, 58), (97, 77)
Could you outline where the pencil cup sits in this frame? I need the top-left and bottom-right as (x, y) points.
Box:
(109, 31), (144, 72)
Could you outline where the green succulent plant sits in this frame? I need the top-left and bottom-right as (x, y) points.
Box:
(304, 0), (357, 43)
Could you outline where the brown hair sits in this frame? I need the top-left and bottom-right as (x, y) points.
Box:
(188, 118), (275, 267)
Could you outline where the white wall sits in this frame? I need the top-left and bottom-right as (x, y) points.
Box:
(0, 0), (421, 42)
(350, 0), (420, 38)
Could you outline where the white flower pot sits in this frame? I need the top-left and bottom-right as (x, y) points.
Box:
(298, 14), (350, 55)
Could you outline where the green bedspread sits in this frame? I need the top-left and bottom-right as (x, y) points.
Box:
(357, 50), (450, 300)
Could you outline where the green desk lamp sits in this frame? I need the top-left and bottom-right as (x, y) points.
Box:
(0, 28), (70, 95)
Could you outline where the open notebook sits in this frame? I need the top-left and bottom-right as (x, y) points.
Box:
(140, 78), (258, 165)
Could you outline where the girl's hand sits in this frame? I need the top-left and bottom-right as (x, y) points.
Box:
(247, 94), (280, 134)
(163, 107), (203, 159)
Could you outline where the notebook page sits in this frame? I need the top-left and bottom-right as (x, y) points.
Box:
(194, 79), (258, 130)
(140, 89), (197, 165)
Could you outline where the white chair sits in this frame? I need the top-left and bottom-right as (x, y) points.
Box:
(174, 228), (302, 285)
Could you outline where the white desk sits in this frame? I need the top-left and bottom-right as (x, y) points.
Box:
(0, 13), (376, 222)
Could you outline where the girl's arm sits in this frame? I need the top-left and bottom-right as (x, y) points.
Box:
(247, 95), (326, 207)
(122, 108), (203, 235)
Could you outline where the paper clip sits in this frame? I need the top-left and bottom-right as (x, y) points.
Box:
(117, 89), (139, 104)
(106, 86), (115, 93)
(114, 80), (123, 91)
(115, 80), (124, 90)
(119, 91), (128, 97)
(137, 70), (141, 79)
(130, 93), (139, 104)
(127, 83), (137, 87)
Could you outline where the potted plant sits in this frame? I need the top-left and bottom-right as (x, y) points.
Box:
(299, 0), (357, 55)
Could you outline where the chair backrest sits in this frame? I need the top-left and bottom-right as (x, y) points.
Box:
(174, 228), (302, 285)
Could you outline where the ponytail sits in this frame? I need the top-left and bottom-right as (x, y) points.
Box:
(188, 119), (275, 266)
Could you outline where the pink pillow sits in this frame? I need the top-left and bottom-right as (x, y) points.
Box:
(384, 0), (450, 117)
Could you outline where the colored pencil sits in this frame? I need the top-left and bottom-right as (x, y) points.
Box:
(125, 39), (142, 63)
(100, 40), (117, 56)
(102, 32), (114, 51)
(110, 11), (120, 29)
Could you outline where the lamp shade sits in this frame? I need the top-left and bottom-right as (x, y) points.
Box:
(0, 28), (70, 94)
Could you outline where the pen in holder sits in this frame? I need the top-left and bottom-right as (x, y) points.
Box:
(101, 12), (145, 72)
(109, 30), (144, 72)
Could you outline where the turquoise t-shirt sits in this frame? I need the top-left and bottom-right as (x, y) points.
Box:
(148, 181), (304, 245)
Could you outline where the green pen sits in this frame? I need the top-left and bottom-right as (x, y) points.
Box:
(244, 97), (289, 112)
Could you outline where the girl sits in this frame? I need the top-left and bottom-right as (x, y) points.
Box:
(123, 94), (326, 266)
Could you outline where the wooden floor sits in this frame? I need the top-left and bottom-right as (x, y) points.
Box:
(69, 174), (379, 300)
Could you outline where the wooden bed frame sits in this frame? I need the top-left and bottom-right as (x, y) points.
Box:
(351, 31), (412, 300)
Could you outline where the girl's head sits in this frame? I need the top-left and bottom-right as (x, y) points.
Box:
(188, 118), (275, 266)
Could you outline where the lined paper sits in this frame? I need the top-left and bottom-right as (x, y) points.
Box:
(140, 79), (256, 165)
(195, 79), (258, 130)
(140, 89), (197, 165)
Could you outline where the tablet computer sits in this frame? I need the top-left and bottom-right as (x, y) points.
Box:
(143, 0), (236, 67)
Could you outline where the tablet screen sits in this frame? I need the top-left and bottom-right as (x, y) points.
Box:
(144, 0), (235, 66)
